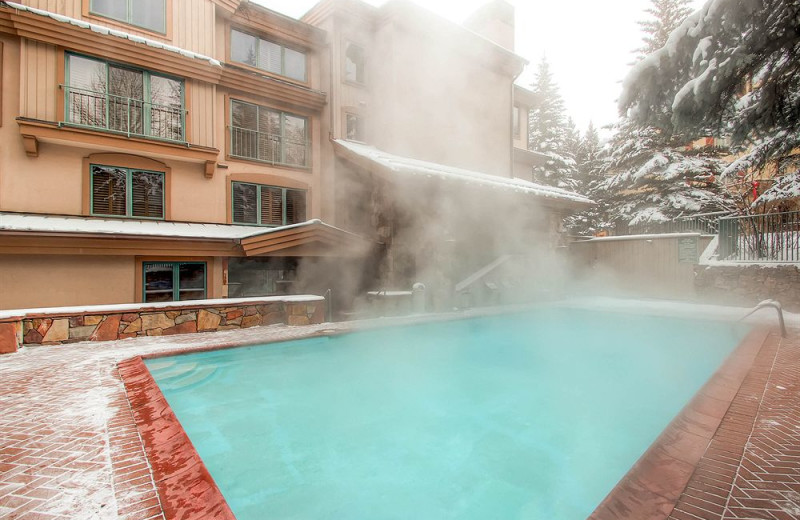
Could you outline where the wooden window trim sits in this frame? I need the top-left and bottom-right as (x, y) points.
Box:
(226, 25), (309, 87)
(82, 0), (174, 40)
(342, 106), (366, 143)
(82, 153), (172, 219)
(230, 181), (307, 227)
(225, 173), (309, 225)
(0, 41), (4, 128)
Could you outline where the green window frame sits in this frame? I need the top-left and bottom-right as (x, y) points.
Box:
(230, 28), (307, 82)
(90, 164), (165, 219)
(143, 262), (206, 303)
(90, 0), (167, 34)
(232, 182), (307, 226)
(64, 53), (185, 142)
(229, 99), (309, 168)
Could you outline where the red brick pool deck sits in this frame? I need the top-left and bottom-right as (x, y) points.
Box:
(1, 318), (799, 519)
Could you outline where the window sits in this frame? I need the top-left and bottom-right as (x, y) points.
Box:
(230, 29), (306, 82)
(91, 164), (165, 219)
(232, 182), (306, 226)
(65, 54), (184, 141)
(344, 42), (365, 84)
(90, 0), (166, 34)
(143, 262), (206, 302)
(513, 105), (520, 137)
(345, 113), (365, 141)
(230, 100), (308, 167)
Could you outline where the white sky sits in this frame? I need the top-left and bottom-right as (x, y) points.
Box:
(255, 0), (706, 135)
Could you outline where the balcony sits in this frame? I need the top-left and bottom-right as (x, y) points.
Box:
(62, 85), (186, 143)
(229, 126), (310, 168)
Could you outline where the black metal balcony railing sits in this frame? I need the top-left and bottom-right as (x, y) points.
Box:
(63, 85), (185, 142)
(230, 126), (309, 168)
(614, 211), (730, 236)
(718, 211), (800, 263)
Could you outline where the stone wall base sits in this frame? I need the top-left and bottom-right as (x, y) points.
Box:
(694, 265), (800, 312)
(0, 297), (325, 354)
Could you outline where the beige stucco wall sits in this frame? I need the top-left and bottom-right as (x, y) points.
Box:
(370, 17), (514, 176)
(0, 255), (135, 310)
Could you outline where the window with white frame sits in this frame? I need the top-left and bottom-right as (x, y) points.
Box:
(345, 113), (365, 141)
(232, 182), (306, 226)
(230, 29), (306, 82)
(91, 164), (165, 219)
(90, 0), (167, 34)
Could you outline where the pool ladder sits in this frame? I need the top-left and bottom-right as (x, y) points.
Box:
(739, 299), (787, 338)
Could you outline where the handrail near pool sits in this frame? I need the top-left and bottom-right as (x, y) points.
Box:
(739, 299), (787, 338)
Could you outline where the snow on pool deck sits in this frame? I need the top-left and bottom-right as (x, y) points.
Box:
(0, 300), (798, 520)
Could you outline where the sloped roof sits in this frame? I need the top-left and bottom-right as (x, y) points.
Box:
(333, 139), (593, 207)
(0, 213), (372, 257)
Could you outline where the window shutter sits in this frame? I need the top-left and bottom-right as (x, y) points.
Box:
(233, 183), (258, 224)
(131, 171), (164, 218)
(286, 189), (306, 224)
(261, 187), (284, 226)
(91, 166), (127, 216)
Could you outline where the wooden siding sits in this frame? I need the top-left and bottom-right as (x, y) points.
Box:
(19, 38), (57, 121)
(571, 235), (714, 299)
(21, 0), (215, 56)
(188, 79), (215, 148)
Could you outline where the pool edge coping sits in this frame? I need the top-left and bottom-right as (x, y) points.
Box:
(588, 326), (774, 520)
(116, 316), (778, 520)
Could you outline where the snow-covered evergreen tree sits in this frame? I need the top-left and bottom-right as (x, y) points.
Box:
(621, 0), (800, 184)
(527, 57), (579, 191)
(598, 0), (737, 231)
(600, 119), (734, 229)
(635, 0), (693, 59)
(565, 122), (608, 235)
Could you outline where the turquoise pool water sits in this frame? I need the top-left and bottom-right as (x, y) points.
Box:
(146, 308), (747, 519)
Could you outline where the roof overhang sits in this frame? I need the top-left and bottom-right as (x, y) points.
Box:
(240, 220), (373, 257)
(0, 214), (373, 258)
(333, 139), (594, 211)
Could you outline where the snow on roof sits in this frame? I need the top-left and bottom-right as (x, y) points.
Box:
(333, 140), (593, 206)
(1, 1), (222, 67)
(0, 212), (338, 240)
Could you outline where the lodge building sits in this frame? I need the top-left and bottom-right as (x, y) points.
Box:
(0, 0), (591, 312)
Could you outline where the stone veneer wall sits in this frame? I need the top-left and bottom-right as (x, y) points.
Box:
(694, 264), (800, 312)
(0, 297), (325, 354)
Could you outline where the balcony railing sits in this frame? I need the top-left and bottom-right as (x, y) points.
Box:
(613, 211), (730, 236)
(230, 126), (310, 168)
(718, 211), (800, 263)
(62, 85), (185, 142)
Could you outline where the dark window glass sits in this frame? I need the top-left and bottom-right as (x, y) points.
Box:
(230, 100), (307, 167)
(344, 42), (366, 84)
(230, 29), (306, 82)
(346, 113), (364, 141)
(66, 54), (184, 141)
(91, 165), (164, 219)
(233, 182), (258, 224)
(232, 182), (306, 226)
(144, 262), (206, 302)
(91, 165), (127, 216)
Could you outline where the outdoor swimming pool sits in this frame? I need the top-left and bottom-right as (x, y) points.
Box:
(146, 308), (747, 519)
